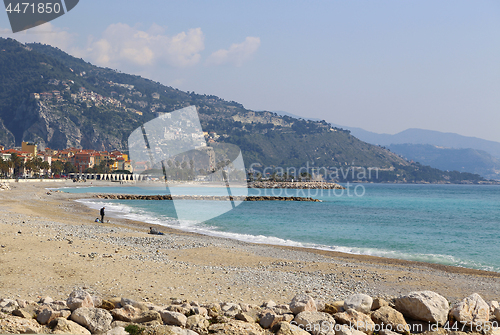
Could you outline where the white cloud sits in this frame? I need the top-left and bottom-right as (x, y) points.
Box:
(207, 37), (260, 66)
(0, 22), (76, 51)
(77, 23), (205, 69)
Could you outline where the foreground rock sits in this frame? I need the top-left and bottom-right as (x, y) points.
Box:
(37, 307), (71, 325)
(186, 315), (209, 333)
(394, 291), (449, 325)
(371, 298), (389, 311)
(112, 305), (161, 324)
(275, 321), (311, 335)
(293, 311), (336, 335)
(260, 312), (293, 329)
(0, 299), (18, 314)
(67, 289), (95, 311)
(334, 309), (375, 334)
(51, 317), (91, 334)
(335, 324), (367, 335)
(371, 306), (409, 334)
(0, 289), (496, 335)
(0, 315), (48, 334)
(71, 307), (113, 333)
(450, 293), (490, 327)
(161, 310), (188, 327)
(344, 294), (373, 314)
(290, 294), (317, 315)
(208, 320), (265, 334)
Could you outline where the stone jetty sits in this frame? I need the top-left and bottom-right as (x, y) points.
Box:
(249, 181), (345, 189)
(1, 289), (499, 334)
(94, 194), (322, 202)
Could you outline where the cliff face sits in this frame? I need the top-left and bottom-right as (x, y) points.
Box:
(0, 118), (15, 148)
(11, 100), (126, 151)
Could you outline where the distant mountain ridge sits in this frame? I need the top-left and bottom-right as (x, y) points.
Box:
(387, 144), (500, 180)
(273, 112), (500, 180)
(340, 126), (500, 179)
(339, 127), (500, 159)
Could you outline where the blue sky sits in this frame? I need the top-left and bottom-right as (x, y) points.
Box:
(1, 1), (500, 141)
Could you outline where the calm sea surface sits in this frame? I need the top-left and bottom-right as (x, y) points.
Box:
(60, 184), (500, 272)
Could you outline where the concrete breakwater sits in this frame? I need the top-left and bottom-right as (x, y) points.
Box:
(249, 181), (345, 189)
(94, 194), (322, 202)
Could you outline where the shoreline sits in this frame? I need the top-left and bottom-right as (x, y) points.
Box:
(1, 180), (499, 308)
(80, 194), (500, 278)
(81, 194), (500, 278)
(73, 185), (499, 275)
(45, 182), (500, 276)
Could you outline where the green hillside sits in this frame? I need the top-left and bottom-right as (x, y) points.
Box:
(0, 37), (491, 183)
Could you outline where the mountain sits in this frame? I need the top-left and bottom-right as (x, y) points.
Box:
(273, 111), (322, 122)
(0, 37), (407, 168)
(387, 144), (500, 180)
(0, 37), (490, 183)
(337, 126), (500, 159)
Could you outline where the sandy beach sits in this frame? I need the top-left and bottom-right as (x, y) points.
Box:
(1, 181), (499, 308)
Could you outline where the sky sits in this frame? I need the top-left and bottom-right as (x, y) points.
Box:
(1, 1), (500, 142)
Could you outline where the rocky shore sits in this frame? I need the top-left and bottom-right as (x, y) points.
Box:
(249, 181), (345, 189)
(93, 194), (322, 202)
(1, 289), (499, 335)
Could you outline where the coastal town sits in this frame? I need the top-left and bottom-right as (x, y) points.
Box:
(29, 77), (170, 117)
(0, 142), (132, 178)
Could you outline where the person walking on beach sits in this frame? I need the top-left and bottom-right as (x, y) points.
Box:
(100, 207), (105, 223)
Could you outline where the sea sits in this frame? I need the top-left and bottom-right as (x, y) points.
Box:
(59, 183), (500, 273)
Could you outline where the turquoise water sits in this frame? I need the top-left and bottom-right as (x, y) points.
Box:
(61, 184), (500, 272)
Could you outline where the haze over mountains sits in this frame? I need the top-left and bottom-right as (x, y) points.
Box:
(345, 127), (500, 159)
(343, 127), (500, 180)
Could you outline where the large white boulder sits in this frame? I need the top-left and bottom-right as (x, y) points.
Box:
(394, 291), (449, 325)
(290, 294), (317, 315)
(161, 310), (188, 327)
(66, 290), (94, 311)
(71, 307), (113, 334)
(344, 294), (373, 314)
(450, 293), (489, 327)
